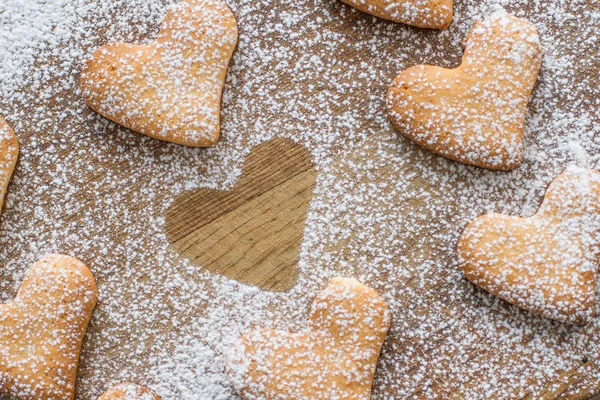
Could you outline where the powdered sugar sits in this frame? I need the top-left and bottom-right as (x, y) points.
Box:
(0, 0), (598, 399)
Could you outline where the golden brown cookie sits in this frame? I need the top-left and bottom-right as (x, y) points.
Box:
(99, 383), (160, 400)
(458, 167), (600, 325)
(227, 277), (391, 399)
(341, 0), (453, 29)
(387, 12), (542, 170)
(0, 254), (98, 399)
(80, 0), (238, 147)
(0, 117), (19, 210)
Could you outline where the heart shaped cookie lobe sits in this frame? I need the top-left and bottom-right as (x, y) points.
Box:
(80, 0), (238, 147)
(99, 383), (160, 400)
(0, 254), (98, 399)
(341, 0), (453, 29)
(458, 167), (600, 324)
(387, 12), (542, 170)
(0, 118), (19, 210)
(227, 278), (391, 399)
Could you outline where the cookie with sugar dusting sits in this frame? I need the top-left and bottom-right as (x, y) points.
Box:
(0, 117), (18, 210)
(387, 11), (542, 170)
(80, 0), (238, 147)
(342, 0), (453, 29)
(458, 167), (600, 325)
(99, 383), (160, 400)
(227, 277), (391, 400)
(0, 254), (98, 399)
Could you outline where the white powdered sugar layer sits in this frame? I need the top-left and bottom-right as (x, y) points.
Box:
(0, 0), (599, 399)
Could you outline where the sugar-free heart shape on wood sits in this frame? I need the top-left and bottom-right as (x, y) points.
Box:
(166, 138), (316, 292)
(80, 0), (238, 147)
(387, 11), (542, 170)
(99, 383), (160, 400)
(458, 167), (600, 325)
(0, 118), (19, 210)
(341, 0), (453, 29)
(227, 277), (391, 399)
(0, 254), (97, 399)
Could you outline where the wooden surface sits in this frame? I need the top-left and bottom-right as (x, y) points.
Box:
(166, 138), (316, 291)
(0, 0), (597, 399)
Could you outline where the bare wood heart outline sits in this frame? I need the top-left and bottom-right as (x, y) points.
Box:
(166, 138), (317, 291)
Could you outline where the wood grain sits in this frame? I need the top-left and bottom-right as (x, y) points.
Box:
(0, 0), (596, 398)
(166, 138), (316, 291)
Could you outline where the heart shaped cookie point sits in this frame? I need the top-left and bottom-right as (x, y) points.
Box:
(341, 0), (453, 29)
(0, 254), (97, 399)
(166, 138), (316, 291)
(458, 167), (600, 324)
(387, 12), (542, 170)
(99, 383), (160, 400)
(227, 277), (391, 399)
(80, 0), (238, 147)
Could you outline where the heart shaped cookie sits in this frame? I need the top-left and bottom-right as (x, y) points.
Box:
(166, 138), (317, 292)
(0, 117), (19, 210)
(458, 167), (600, 325)
(99, 383), (160, 400)
(387, 11), (542, 170)
(0, 254), (98, 399)
(341, 0), (453, 29)
(80, 0), (238, 147)
(227, 277), (391, 399)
